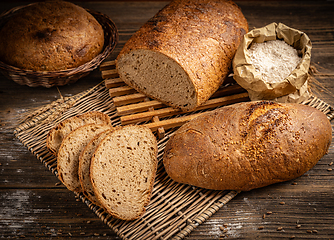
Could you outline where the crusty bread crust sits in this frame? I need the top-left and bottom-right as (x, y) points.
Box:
(116, 0), (248, 111)
(46, 111), (112, 156)
(90, 125), (158, 220)
(163, 101), (332, 191)
(0, 1), (104, 71)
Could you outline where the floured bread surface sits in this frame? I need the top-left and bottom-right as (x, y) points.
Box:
(78, 129), (113, 206)
(46, 111), (111, 155)
(117, 50), (197, 110)
(90, 125), (158, 220)
(57, 124), (112, 192)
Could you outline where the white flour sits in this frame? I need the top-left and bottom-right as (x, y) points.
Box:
(248, 40), (301, 84)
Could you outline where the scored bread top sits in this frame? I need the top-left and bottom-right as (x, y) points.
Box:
(57, 124), (113, 192)
(163, 101), (332, 191)
(90, 125), (158, 220)
(78, 129), (113, 206)
(46, 111), (112, 156)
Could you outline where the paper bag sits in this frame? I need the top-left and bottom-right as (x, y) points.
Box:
(232, 22), (312, 103)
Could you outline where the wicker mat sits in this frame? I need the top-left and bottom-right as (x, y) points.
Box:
(14, 78), (334, 240)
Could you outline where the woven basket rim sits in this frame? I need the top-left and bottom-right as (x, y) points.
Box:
(0, 2), (118, 84)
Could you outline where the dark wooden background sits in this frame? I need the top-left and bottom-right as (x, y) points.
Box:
(0, 1), (333, 239)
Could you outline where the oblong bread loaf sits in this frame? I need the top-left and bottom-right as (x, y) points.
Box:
(47, 111), (112, 155)
(116, 0), (248, 111)
(163, 101), (332, 191)
(90, 125), (158, 220)
(57, 124), (113, 192)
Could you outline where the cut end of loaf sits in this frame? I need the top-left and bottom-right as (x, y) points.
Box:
(91, 125), (158, 220)
(116, 49), (197, 111)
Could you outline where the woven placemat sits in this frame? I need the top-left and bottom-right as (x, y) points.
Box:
(13, 80), (334, 240)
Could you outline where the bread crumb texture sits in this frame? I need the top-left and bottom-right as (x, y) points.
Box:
(116, 0), (248, 111)
(46, 111), (111, 156)
(163, 101), (332, 191)
(91, 125), (158, 220)
(79, 130), (113, 206)
(57, 124), (112, 192)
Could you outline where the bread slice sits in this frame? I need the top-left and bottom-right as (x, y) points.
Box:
(90, 125), (158, 220)
(46, 111), (111, 155)
(78, 129), (113, 206)
(57, 124), (113, 192)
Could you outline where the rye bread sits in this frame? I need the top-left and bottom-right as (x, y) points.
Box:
(90, 125), (158, 220)
(57, 124), (113, 192)
(116, 0), (248, 111)
(46, 111), (112, 156)
(78, 129), (113, 206)
(163, 101), (332, 191)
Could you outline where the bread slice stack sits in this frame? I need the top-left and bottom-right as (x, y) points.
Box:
(57, 124), (112, 192)
(46, 111), (158, 220)
(79, 129), (113, 206)
(46, 111), (112, 155)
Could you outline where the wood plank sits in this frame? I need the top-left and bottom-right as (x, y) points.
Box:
(117, 100), (166, 116)
(113, 92), (147, 106)
(109, 85), (137, 98)
(105, 78), (125, 89)
(120, 92), (249, 125)
(195, 92), (249, 111)
(121, 106), (181, 125)
(101, 69), (119, 80)
(100, 60), (116, 71)
(211, 84), (246, 98)
(144, 113), (203, 132)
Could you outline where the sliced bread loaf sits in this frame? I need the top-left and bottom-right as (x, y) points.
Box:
(57, 124), (113, 192)
(116, 0), (248, 111)
(90, 125), (158, 220)
(46, 111), (111, 155)
(78, 129), (113, 206)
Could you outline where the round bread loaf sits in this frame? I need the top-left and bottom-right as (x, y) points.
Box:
(0, 1), (104, 71)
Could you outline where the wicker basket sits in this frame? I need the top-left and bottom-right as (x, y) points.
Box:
(0, 3), (118, 88)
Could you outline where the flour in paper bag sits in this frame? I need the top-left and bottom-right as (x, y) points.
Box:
(248, 40), (301, 84)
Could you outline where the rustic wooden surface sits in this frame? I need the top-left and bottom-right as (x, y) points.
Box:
(1, 1), (334, 239)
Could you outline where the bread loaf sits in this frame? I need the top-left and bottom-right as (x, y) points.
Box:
(57, 124), (112, 192)
(163, 101), (332, 191)
(0, 1), (104, 71)
(46, 111), (112, 156)
(78, 129), (113, 206)
(116, 0), (248, 111)
(90, 125), (158, 220)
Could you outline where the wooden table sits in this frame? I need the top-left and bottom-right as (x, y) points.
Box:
(1, 1), (333, 239)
